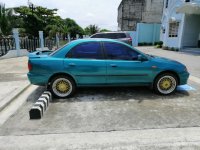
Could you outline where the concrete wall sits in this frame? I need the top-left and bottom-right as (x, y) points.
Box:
(142, 0), (164, 23)
(118, 0), (164, 31)
(137, 23), (161, 44)
(182, 15), (200, 48)
(161, 0), (185, 48)
(161, 0), (200, 48)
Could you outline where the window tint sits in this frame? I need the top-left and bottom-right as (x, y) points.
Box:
(107, 33), (126, 39)
(91, 34), (105, 38)
(91, 33), (126, 39)
(68, 42), (103, 59)
(104, 42), (139, 60)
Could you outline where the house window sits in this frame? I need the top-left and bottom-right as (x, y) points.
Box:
(169, 22), (179, 37)
(165, 0), (169, 8)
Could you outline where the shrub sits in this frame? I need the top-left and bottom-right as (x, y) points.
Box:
(162, 46), (169, 50)
(156, 44), (162, 48)
(143, 42), (147, 46)
(158, 41), (163, 46)
(138, 43), (143, 46)
(170, 47), (175, 51)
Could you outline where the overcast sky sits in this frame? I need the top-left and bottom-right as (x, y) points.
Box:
(1, 0), (122, 31)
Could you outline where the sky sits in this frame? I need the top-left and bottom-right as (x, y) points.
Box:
(1, 0), (122, 31)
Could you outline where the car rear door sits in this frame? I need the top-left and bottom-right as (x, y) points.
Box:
(103, 42), (152, 85)
(64, 42), (106, 85)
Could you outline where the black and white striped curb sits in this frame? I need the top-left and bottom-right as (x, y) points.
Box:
(29, 91), (52, 119)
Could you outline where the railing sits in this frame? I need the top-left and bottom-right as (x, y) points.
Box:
(0, 37), (56, 57)
(44, 38), (56, 50)
(0, 38), (15, 56)
(20, 37), (40, 52)
(20, 37), (56, 52)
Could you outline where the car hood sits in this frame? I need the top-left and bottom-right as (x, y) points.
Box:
(150, 55), (186, 69)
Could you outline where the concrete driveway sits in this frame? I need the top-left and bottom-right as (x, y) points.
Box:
(1, 47), (200, 149)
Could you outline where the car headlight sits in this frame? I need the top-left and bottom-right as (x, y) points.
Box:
(184, 66), (188, 72)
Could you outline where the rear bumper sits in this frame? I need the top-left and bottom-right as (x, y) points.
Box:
(179, 72), (190, 85)
(27, 73), (49, 86)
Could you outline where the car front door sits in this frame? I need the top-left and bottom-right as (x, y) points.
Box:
(64, 42), (106, 85)
(103, 42), (152, 85)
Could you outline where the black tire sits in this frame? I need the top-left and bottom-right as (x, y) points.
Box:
(49, 75), (76, 98)
(153, 73), (178, 95)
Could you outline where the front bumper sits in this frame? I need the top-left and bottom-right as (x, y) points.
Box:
(179, 72), (190, 85)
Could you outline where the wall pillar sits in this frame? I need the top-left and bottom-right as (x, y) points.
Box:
(56, 33), (60, 48)
(39, 31), (44, 51)
(76, 34), (79, 40)
(12, 28), (20, 56)
(68, 34), (71, 42)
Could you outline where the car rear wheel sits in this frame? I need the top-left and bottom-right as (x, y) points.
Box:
(154, 73), (178, 95)
(50, 75), (76, 98)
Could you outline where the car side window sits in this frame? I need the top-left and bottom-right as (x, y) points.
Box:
(67, 42), (103, 59)
(104, 42), (139, 61)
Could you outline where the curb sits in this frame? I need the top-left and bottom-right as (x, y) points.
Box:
(0, 83), (31, 112)
(29, 91), (52, 119)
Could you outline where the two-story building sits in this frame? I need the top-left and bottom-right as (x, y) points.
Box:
(161, 0), (200, 49)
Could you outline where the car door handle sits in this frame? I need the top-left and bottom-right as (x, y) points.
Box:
(110, 64), (117, 67)
(68, 63), (76, 66)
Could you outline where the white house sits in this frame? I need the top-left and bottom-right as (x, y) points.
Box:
(161, 0), (200, 49)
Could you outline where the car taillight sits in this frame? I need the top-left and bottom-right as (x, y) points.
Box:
(128, 37), (132, 42)
(28, 62), (32, 71)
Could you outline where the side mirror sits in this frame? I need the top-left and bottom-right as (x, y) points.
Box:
(138, 55), (148, 61)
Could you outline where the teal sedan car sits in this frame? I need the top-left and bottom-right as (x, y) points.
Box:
(27, 39), (189, 98)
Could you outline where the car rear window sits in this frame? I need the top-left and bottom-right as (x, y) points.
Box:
(91, 33), (126, 39)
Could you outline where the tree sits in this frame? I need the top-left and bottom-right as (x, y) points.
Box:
(45, 16), (64, 38)
(14, 6), (58, 37)
(84, 25), (99, 35)
(1, 3), (84, 39)
(14, 5), (84, 38)
(100, 29), (111, 32)
(0, 4), (13, 36)
(63, 18), (84, 38)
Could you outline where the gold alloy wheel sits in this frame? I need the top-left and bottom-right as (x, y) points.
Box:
(159, 78), (172, 90)
(56, 80), (70, 93)
(157, 75), (177, 94)
(52, 78), (73, 97)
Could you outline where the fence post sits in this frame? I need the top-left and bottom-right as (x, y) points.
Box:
(76, 34), (79, 40)
(13, 28), (20, 56)
(39, 31), (44, 51)
(68, 33), (71, 43)
(56, 33), (60, 49)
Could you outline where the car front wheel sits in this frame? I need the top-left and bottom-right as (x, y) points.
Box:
(50, 75), (76, 98)
(154, 73), (178, 95)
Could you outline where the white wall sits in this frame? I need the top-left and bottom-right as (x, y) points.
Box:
(161, 0), (184, 48)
